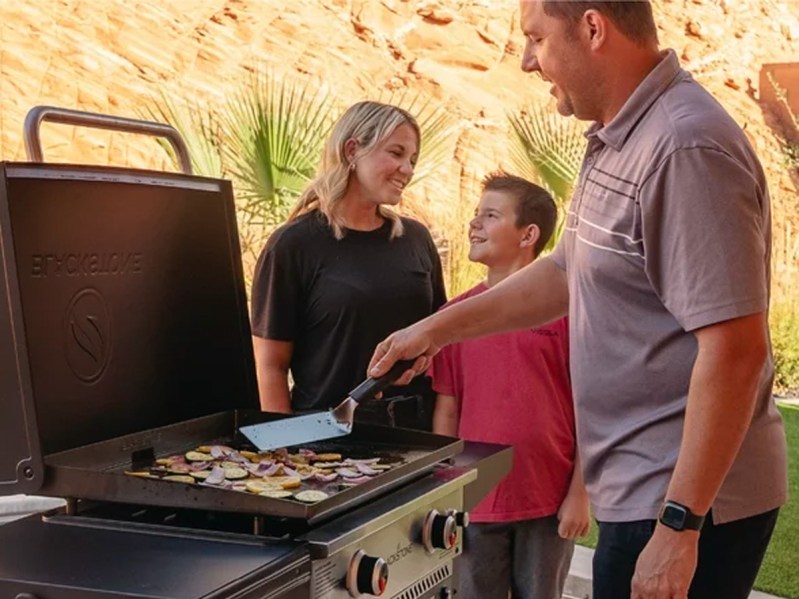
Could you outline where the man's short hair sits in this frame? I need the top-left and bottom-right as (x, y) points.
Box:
(543, 1), (658, 45)
(482, 172), (557, 257)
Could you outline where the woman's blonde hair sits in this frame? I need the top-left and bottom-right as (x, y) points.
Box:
(288, 101), (421, 240)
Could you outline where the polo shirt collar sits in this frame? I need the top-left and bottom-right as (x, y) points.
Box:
(593, 49), (685, 151)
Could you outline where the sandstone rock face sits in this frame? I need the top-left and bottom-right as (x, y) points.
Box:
(1, 0), (797, 292)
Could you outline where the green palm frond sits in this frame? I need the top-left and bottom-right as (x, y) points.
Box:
(508, 106), (586, 252)
(139, 92), (225, 178)
(508, 107), (585, 202)
(378, 90), (457, 186)
(221, 70), (336, 227)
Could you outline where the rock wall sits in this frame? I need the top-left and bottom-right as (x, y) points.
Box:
(1, 0), (797, 293)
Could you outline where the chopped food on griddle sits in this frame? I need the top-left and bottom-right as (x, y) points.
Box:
(123, 443), (401, 504)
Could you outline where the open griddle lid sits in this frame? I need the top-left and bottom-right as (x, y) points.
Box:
(0, 162), (259, 495)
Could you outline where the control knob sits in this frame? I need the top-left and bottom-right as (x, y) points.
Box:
(422, 509), (458, 553)
(346, 549), (389, 597)
(447, 508), (470, 528)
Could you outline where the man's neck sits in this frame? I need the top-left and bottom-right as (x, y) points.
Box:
(598, 46), (663, 125)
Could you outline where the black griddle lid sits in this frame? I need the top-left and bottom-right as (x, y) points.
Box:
(0, 163), (44, 494)
(0, 162), (260, 495)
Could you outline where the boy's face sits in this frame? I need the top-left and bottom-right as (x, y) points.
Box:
(468, 190), (536, 267)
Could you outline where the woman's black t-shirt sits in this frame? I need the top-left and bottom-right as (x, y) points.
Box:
(250, 212), (446, 427)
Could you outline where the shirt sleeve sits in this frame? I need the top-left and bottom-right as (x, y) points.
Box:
(250, 229), (305, 341)
(640, 147), (769, 332)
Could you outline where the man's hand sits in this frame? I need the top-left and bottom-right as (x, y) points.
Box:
(631, 525), (699, 599)
(368, 319), (442, 384)
(556, 486), (591, 539)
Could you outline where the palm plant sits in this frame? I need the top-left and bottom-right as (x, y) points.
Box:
(141, 71), (336, 271)
(140, 92), (225, 179)
(508, 106), (586, 251)
(221, 71), (336, 230)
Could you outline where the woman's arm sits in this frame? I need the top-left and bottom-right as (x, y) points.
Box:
(253, 337), (293, 413)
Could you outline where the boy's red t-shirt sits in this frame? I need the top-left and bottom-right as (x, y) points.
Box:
(429, 282), (575, 523)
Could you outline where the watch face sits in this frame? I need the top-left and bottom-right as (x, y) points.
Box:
(660, 504), (687, 530)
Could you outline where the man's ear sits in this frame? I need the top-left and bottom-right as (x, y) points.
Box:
(520, 224), (541, 249)
(344, 138), (359, 163)
(581, 9), (608, 50)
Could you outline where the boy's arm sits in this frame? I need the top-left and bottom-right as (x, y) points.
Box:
(557, 452), (591, 539)
(433, 394), (460, 436)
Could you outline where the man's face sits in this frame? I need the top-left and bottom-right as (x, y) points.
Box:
(520, 0), (594, 119)
(468, 190), (535, 267)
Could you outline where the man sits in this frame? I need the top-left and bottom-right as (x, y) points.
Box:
(368, 2), (788, 598)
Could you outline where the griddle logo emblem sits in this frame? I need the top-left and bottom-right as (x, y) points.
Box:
(65, 288), (112, 384)
(387, 541), (414, 565)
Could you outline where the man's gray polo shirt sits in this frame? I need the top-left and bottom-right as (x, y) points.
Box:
(550, 49), (788, 524)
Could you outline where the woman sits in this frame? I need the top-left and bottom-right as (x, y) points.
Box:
(250, 101), (446, 430)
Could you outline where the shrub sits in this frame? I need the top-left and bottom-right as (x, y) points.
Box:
(772, 301), (799, 395)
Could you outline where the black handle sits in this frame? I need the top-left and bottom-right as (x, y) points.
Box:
(348, 359), (418, 403)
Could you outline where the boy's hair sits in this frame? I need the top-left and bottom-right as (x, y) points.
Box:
(482, 172), (557, 257)
(543, 1), (658, 46)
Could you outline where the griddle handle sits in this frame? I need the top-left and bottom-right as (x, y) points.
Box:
(23, 105), (194, 175)
(348, 359), (418, 403)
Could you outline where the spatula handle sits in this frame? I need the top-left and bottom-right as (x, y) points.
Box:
(348, 359), (418, 403)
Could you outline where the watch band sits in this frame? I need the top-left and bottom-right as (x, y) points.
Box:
(658, 500), (706, 531)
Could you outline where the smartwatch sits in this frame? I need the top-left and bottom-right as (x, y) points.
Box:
(658, 500), (705, 532)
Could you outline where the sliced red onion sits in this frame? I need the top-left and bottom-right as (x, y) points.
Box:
(336, 467), (361, 478)
(355, 463), (381, 476)
(205, 465), (226, 485)
(259, 463), (283, 477)
(209, 445), (234, 459)
(188, 461), (212, 472)
(282, 466), (300, 478)
(298, 448), (316, 457)
(244, 461), (277, 477)
(343, 458), (380, 465)
(313, 471), (339, 482)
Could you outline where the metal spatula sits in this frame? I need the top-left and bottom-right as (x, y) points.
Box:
(239, 359), (416, 451)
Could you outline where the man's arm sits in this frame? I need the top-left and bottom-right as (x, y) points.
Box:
(433, 394), (460, 436)
(253, 336), (293, 413)
(370, 257), (568, 379)
(631, 311), (769, 598)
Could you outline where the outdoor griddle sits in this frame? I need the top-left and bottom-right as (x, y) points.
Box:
(0, 107), (512, 599)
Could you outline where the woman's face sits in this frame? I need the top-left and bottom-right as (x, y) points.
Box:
(349, 123), (419, 206)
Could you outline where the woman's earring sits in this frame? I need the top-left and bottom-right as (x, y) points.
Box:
(349, 161), (356, 172)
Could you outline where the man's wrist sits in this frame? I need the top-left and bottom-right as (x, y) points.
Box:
(658, 500), (706, 532)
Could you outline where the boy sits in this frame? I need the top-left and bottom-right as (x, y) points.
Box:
(430, 173), (589, 599)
